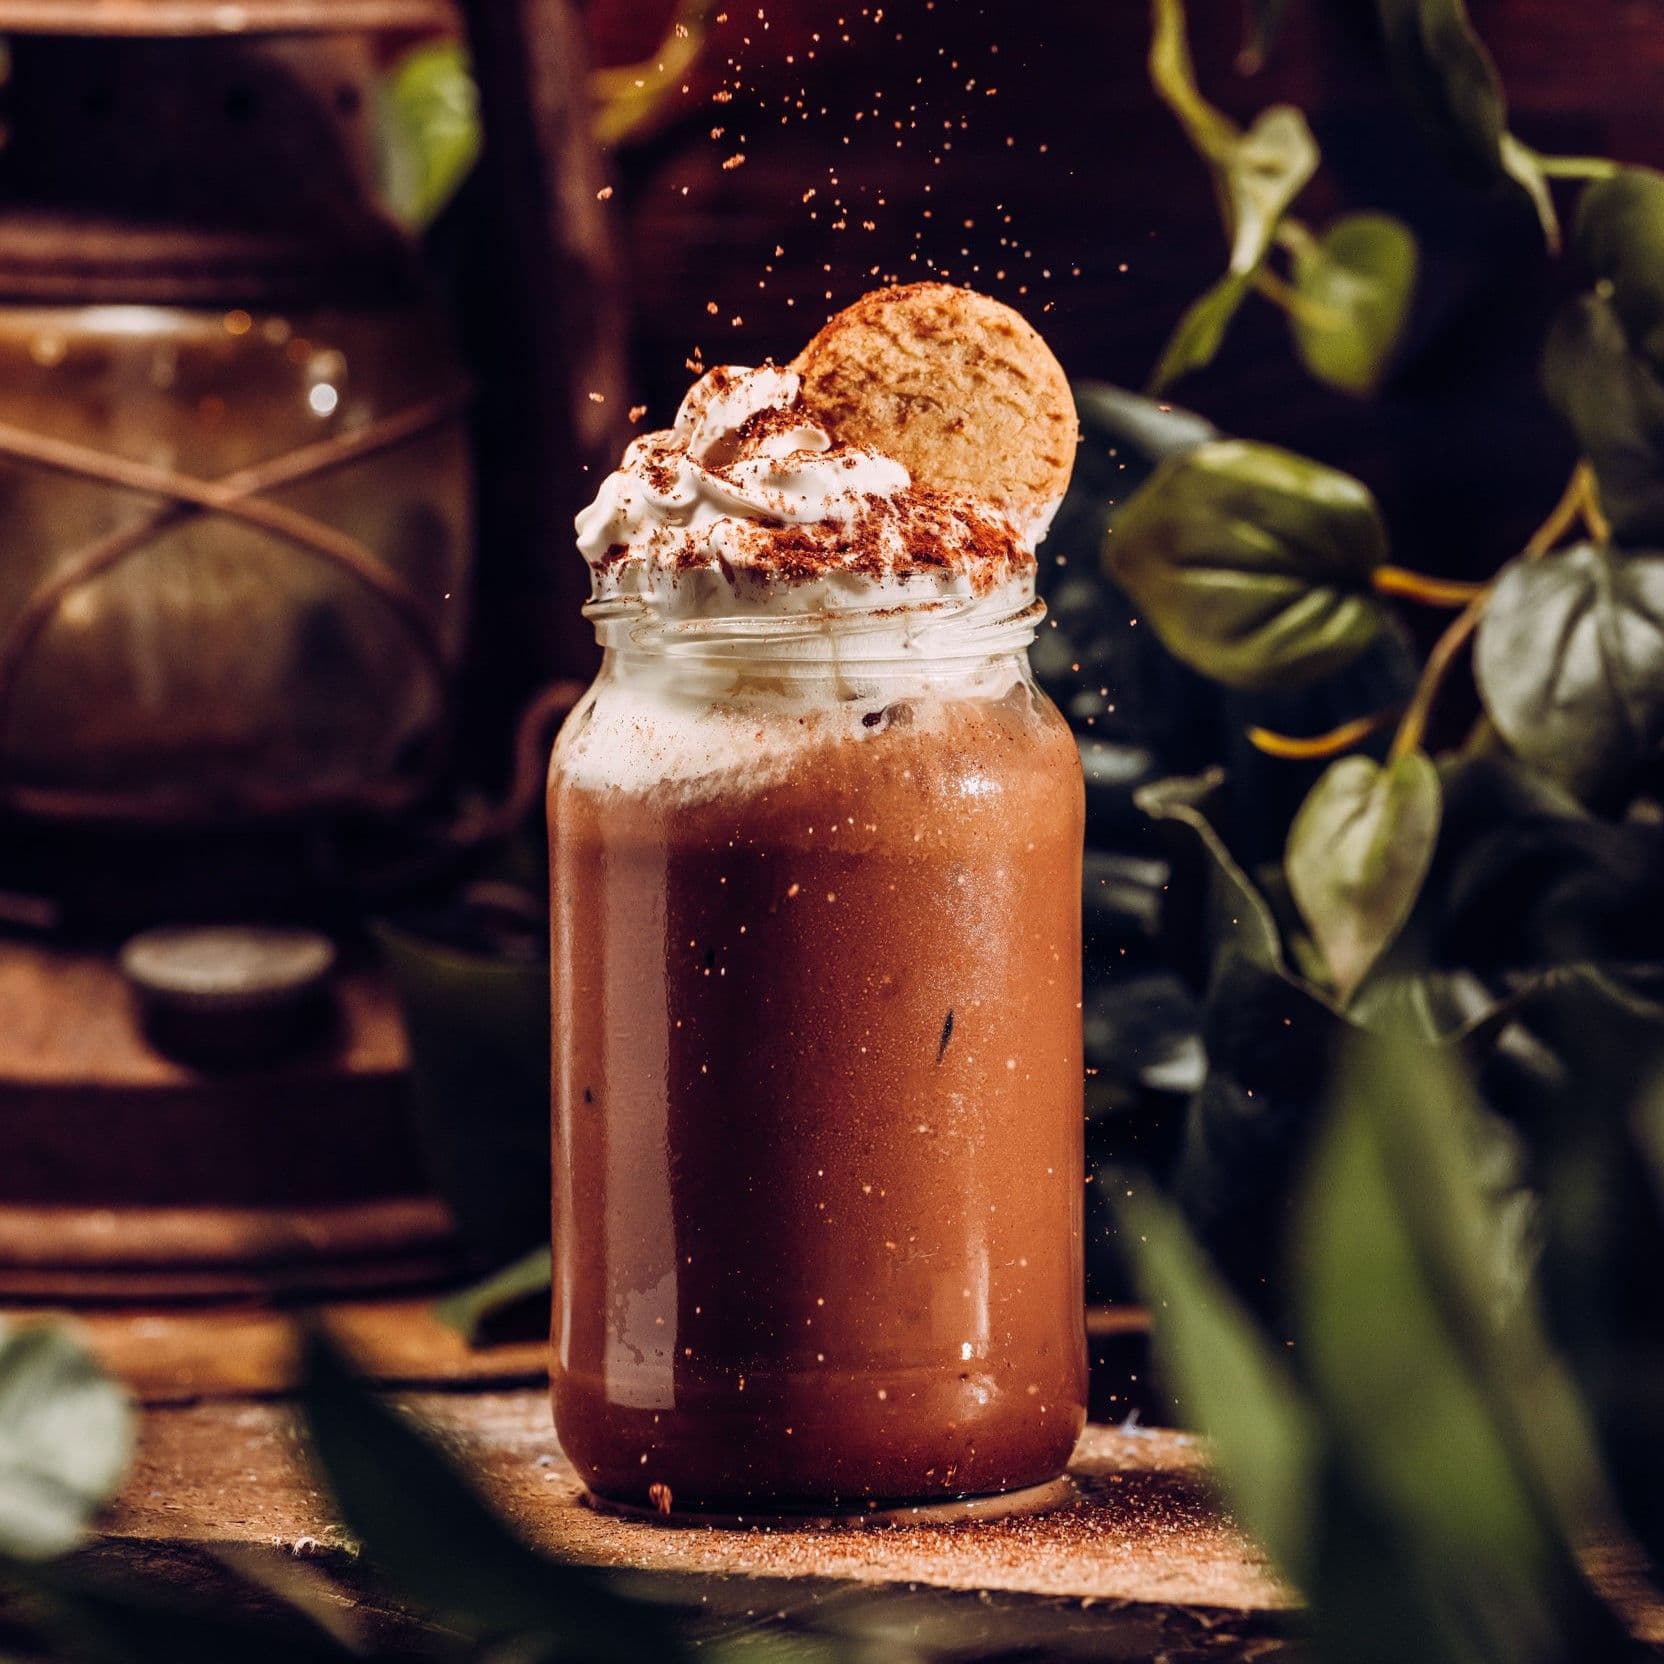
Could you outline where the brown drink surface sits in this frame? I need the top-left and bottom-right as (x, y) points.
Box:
(549, 680), (1086, 1512)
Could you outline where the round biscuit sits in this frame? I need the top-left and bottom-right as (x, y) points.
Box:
(792, 283), (1077, 529)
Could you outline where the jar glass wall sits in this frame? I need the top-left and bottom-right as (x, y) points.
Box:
(547, 596), (1086, 1515)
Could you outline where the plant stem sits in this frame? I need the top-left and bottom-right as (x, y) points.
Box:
(1534, 153), (1621, 181)
(1580, 464), (1613, 543)
(1387, 463), (1591, 763)
(1248, 708), (1400, 760)
(1373, 566), (1487, 607)
(1274, 217), (1319, 259)
(1250, 266), (1343, 329)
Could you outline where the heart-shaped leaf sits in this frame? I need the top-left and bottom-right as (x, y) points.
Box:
(1474, 541), (1664, 802)
(1286, 750), (1442, 1002)
(1289, 214), (1419, 395)
(1107, 439), (1391, 690)
(0, 1321), (133, 1560)
(1543, 295), (1664, 544)
(1374, 0), (1557, 248)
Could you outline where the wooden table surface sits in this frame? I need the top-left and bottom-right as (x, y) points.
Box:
(79, 1373), (1299, 1662)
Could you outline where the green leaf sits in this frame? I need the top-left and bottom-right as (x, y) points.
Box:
(1286, 750), (1441, 1003)
(1148, 0), (1318, 388)
(1543, 294), (1664, 543)
(1225, 106), (1320, 277)
(1135, 769), (1285, 968)
(1150, 272), (1252, 395)
(1121, 1189), (1320, 1581)
(1374, 0), (1558, 248)
(1107, 439), (1390, 689)
(0, 1322), (133, 1561)
(1573, 165), (1664, 367)
(434, 1244), (552, 1346)
(1072, 381), (1218, 464)
(1289, 214), (1419, 395)
(374, 40), (482, 231)
(1473, 541), (1664, 801)
(1500, 970), (1664, 1575)
(1292, 1035), (1619, 1663)
(299, 1331), (689, 1657)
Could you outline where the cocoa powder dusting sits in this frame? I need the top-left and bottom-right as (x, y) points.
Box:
(628, 381), (1034, 595)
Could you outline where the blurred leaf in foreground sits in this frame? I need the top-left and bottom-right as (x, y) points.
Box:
(1292, 1035), (1622, 1664)
(0, 1323), (133, 1563)
(1135, 1027), (1634, 1664)
(1123, 1187), (1319, 1581)
(299, 1331), (690, 1661)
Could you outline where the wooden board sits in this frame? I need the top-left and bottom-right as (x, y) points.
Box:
(0, 939), (459, 1296)
(107, 1389), (1290, 1614)
(40, 1297), (547, 1402)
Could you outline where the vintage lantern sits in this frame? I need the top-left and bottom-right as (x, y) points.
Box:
(0, 0), (472, 838)
(0, 0), (481, 1302)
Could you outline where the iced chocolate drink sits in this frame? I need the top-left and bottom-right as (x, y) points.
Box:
(549, 285), (1085, 1518)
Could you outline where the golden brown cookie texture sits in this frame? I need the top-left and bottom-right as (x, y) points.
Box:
(792, 282), (1078, 531)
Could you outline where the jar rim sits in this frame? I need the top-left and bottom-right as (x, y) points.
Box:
(584, 590), (1045, 664)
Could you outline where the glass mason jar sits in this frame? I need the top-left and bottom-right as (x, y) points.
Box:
(547, 590), (1086, 1517)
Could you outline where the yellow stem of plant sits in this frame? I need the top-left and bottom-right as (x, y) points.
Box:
(1250, 267), (1343, 330)
(1274, 217), (1319, 260)
(1579, 462), (1613, 544)
(1533, 153), (1621, 180)
(1248, 709), (1399, 760)
(591, 0), (715, 147)
(1373, 566), (1487, 607)
(1388, 461), (1593, 763)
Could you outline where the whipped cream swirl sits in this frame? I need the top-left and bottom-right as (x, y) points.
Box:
(575, 365), (1040, 615)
